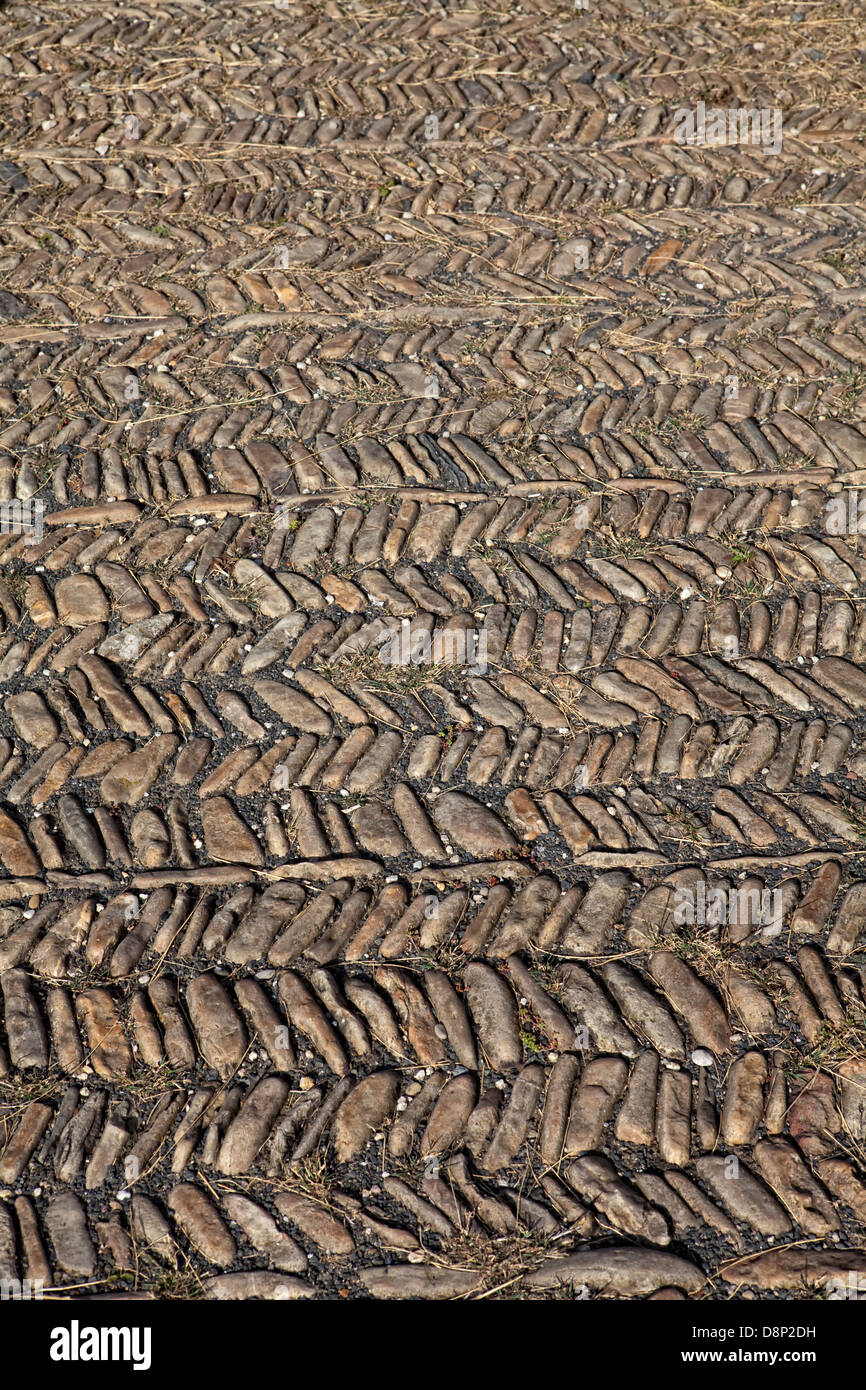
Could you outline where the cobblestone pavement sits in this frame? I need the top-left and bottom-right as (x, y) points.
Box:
(1, 0), (866, 1302)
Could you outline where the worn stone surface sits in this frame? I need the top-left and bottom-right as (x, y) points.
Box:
(205, 1272), (314, 1300)
(753, 1139), (840, 1236)
(274, 1193), (355, 1256)
(0, 0), (864, 1308)
(186, 974), (248, 1078)
(168, 1184), (237, 1267)
(332, 1070), (401, 1163)
(55, 575), (110, 628)
(44, 1191), (97, 1278)
(358, 1265), (482, 1299)
(695, 1156), (791, 1237)
(525, 1248), (704, 1297)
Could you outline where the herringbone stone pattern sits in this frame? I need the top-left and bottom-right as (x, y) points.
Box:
(0, 0), (865, 1301)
